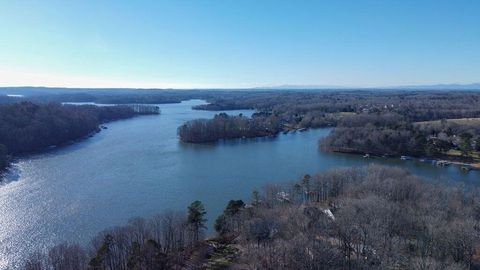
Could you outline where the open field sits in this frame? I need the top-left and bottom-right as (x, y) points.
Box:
(414, 117), (480, 126)
(446, 149), (480, 159)
(444, 149), (480, 169)
(328, 111), (356, 117)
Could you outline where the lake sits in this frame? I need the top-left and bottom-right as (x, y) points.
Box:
(0, 99), (479, 268)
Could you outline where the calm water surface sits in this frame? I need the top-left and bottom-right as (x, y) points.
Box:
(0, 99), (479, 268)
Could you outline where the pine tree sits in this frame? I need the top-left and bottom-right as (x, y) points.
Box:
(187, 200), (207, 243)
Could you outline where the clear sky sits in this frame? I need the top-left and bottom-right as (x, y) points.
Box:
(0, 0), (479, 88)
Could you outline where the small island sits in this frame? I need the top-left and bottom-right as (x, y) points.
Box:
(178, 113), (281, 143)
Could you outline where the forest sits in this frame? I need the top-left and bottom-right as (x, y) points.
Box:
(0, 102), (158, 172)
(3, 89), (480, 161)
(223, 165), (480, 269)
(319, 113), (480, 161)
(22, 165), (480, 269)
(177, 113), (281, 143)
(193, 90), (480, 123)
(0, 87), (207, 105)
(175, 90), (480, 162)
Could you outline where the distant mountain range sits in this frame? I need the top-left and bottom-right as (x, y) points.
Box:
(390, 83), (480, 90)
(1, 83), (480, 94)
(255, 83), (480, 90)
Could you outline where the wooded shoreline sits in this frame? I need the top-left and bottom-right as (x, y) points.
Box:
(0, 102), (160, 175)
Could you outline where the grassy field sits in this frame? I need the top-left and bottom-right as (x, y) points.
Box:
(329, 112), (356, 117)
(444, 149), (480, 169)
(415, 117), (480, 126)
(446, 149), (480, 158)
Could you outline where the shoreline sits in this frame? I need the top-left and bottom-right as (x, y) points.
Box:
(326, 149), (479, 171)
(0, 112), (160, 181)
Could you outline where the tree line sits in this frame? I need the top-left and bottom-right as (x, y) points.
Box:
(4, 89), (480, 146)
(4, 89), (480, 126)
(182, 91), (480, 143)
(24, 201), (208, 270)
(320, 113), (480, 158)
(214, 165), (480, 269)
(0, 87), (209, 105)
(194, 91), (480, 126)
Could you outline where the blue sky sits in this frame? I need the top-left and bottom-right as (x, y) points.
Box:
(0, 0), (479, 88)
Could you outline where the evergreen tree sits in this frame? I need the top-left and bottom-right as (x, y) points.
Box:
(0, 144), (7, 171)
(215, 200), (245, 235)
(187, 200), (207, 243)
(459, 133), (473, 157)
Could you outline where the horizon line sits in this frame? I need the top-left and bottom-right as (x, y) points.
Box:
(1, 82), (480, 91)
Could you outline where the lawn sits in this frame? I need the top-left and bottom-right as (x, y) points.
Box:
(446, 149), (480, 159)
(415, 118), (480, 126)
